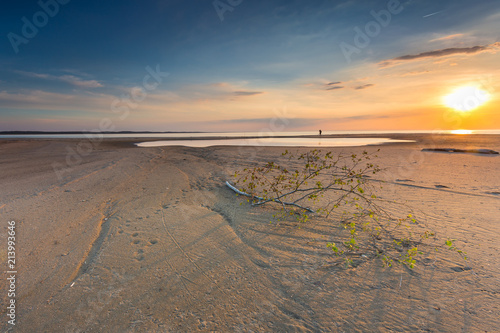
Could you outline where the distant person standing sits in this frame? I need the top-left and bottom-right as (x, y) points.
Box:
(319, 129), (322, 136)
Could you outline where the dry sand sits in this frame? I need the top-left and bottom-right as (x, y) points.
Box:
(0, 134), (499, 332)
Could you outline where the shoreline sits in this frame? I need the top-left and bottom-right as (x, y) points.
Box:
(1, 132), (499, 144)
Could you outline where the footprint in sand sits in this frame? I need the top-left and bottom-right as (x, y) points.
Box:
(134, 249), (145, 261)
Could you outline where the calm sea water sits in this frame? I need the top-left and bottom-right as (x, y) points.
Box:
(1, 129), (499, 140)
(136, 137), (414, 148)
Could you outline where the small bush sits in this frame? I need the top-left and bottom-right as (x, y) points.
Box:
(230, 149), (466, 269)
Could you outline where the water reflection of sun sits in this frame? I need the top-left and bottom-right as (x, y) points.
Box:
(451, 129), (473, 135)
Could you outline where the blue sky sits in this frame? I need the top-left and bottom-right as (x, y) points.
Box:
(1, 0), (499, 131)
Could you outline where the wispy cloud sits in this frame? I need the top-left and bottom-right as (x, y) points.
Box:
(400, 70), (431, 77)
(0, 89), (109, 112)
(336, 114), (393, 121)
(423, 10), (444, 18)
(324, 81), (344, 90)
(59, 75), (103, 88)
(213, 117), (320, 129)
(15, 71), (103, 88)
(322, 81), (373, 91)
(216, 113), (400, 127)
(379, 42), (500, 68)
(429, 33), (464, 42)
(354, 84), (374, 90)
(232, 91), (263, 96)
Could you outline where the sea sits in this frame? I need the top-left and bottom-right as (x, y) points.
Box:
(1, 130), (499, 148)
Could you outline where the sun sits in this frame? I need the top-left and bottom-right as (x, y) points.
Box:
(443, 85), (490, 112)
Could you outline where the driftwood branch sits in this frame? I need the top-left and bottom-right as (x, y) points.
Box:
(225, 181), (315, 213)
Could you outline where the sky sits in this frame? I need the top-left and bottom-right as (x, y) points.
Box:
(0, 0), (499, 132)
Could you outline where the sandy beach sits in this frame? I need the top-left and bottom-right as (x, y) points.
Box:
(1, 134), (499, 332)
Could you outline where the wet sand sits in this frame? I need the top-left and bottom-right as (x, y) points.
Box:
(0, 134), (499, 332)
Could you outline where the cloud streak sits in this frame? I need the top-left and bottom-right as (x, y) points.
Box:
(379, 42), (500, 67)
(423, 10), (444, 18)
(429, 33), (464, 42)
(324, 81), (344, 91)
(216, 113), (399, 127)
(15, 71), (103, 88)
(354, 84), (374, 90)
(0, 90), (109, 112)
(59, 75), (103, 88)
(232, 91), (263, 96)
